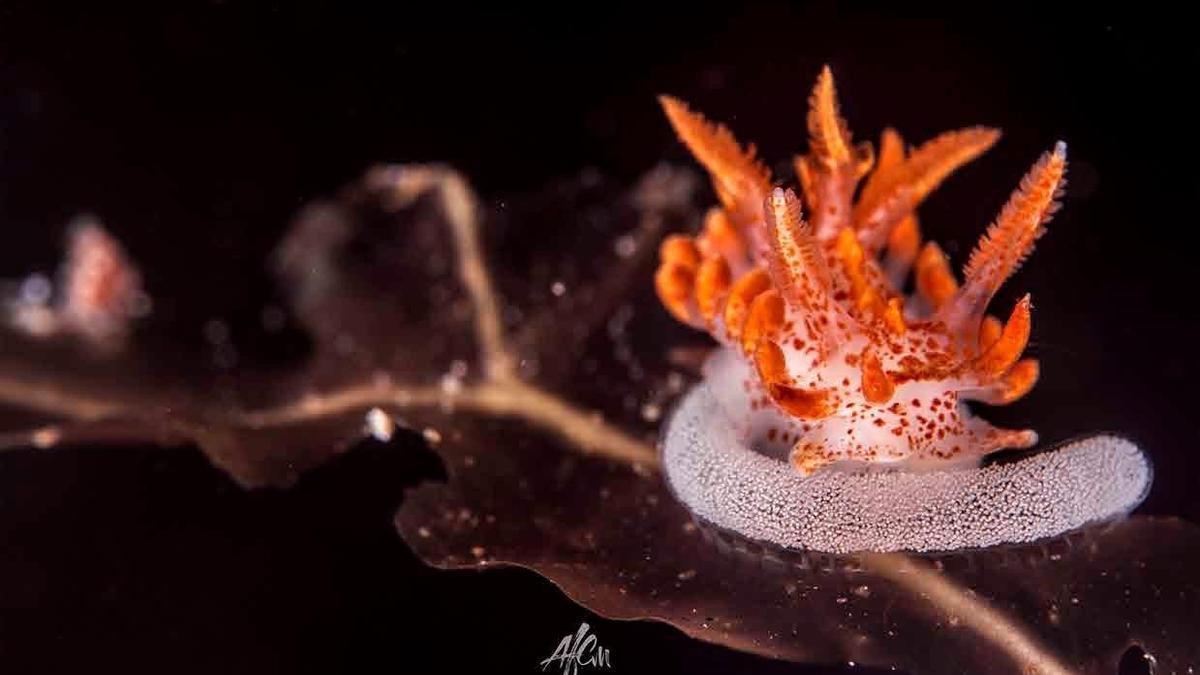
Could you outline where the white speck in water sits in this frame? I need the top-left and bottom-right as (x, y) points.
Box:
(423, 427), (443, 445)
(440, 359), (468, 395)
(19, 274), (53, 305)
(440, 374), (463, 395)
(365, 407), (395, 441)
(31, 427), (61, 448)
(641, 402), (662, 422)
(613, 234), (637, 258)
(666, 371), (685, 393)
(551, 281), (567, 297)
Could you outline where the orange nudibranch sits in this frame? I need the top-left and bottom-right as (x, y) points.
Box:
(656, 66), (1065, 475)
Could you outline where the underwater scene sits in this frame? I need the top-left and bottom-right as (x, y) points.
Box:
(1, 5), (1196, 674)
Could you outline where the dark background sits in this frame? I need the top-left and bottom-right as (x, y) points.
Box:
(0, 3), (1195, 673)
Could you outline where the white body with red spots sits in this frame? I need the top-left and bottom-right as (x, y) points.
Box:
(657, 67), (1061, 475)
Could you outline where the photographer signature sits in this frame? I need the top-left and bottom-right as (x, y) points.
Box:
(540, 622), (612, 674)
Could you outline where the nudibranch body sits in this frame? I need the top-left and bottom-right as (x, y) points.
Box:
(656, 67), (1151, 552)
(657, 67), (1056, 475)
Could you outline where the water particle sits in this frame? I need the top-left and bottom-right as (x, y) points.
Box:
(613, 234), (637, 258)
(365, 407), (395, 441)
(439, 373), (463, 395)
(641, 402), (662, 422)
(31, 427), (61, 448)
(19, 274), (52, 305)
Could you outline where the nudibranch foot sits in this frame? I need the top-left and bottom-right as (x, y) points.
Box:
(663, 382), (1152, 554)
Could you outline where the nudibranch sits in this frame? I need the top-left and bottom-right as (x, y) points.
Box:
(657, 67), (1151, 552)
